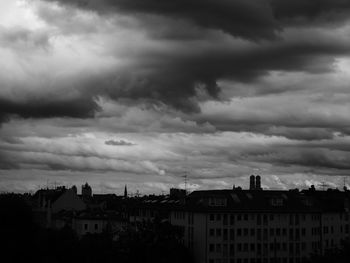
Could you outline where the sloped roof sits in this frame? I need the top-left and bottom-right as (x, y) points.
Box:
(182, 189), (350, 213)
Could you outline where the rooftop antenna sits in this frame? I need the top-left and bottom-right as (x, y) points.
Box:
(182, 156), (189, 195)
(183, 172), (188, 194)
(320, 181), (329, 191)
(343, 177), (348, 191)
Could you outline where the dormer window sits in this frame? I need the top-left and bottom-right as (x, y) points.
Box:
(209, 197), (227, 207)
(270, 198), (283, 206)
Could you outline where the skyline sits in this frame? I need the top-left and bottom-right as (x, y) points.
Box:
(2, 0), (350, 194)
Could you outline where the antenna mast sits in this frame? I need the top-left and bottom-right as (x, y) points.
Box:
(183, 156), (189, 195)
(344, 177), (348, 191)
(320, 181), (328, 191)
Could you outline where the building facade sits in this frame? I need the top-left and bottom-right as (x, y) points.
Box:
(169, 186), (350, 263)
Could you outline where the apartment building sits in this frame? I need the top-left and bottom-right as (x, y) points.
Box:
(169, 176), (350, 263)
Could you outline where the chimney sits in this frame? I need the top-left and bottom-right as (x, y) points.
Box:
(249, 175), (256, 190)
(256, 175), (262, 190)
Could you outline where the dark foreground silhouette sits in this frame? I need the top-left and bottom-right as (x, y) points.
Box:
(0, 194), (193, 263)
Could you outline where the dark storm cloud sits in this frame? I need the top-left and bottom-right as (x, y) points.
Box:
(0, 0), (348, 120)
(271, 0), (350, 23)
(2, 0), (350, 140)
(83, 35), (350, 114)
(44, 0), (350, 40)
(44, 0), (279, 40)
(242, 147), (350, 171)
(0, 95), (99, 122)
(105, 139), (135, 146)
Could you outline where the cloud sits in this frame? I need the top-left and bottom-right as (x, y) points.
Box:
(2, 0), (350, 193)
(0, 95), (99, 121)
(43, 0), (279, 41)
(0, 26), (50, 51)
(1, 0), (350, 122)
(105, 139), (135, 146)
(43, 0), (350, 40)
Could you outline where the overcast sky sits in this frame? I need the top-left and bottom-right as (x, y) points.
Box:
(1, 0), (350, 194)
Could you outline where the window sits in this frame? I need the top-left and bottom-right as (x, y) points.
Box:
(230, 244), (234, 255)
(250, 243), (255, 251)
(237, 243), (242, 252)
(216, 214), (221, 221)
(216, 244), (222, 253)
(209, 244), (215, 252)
(257, 229), (261, 240)
(263, 215), (268, 225)
(276, 243), (281, 251)
(250, 229), (255, 236)
(224, 214), (228, 225)
(210, 214), (215, 221)
(244, 214), (248, 221)
(84, 223), (88, 230)
(324, 226), (328, 234)
(282, 243), (287, 251)
(282, 228), (287, 236)
(244, 228), (249, 236)
(276, 228), (281, 236)
(271, 198), (283, 207)
(295, 229), (300, 240)
(210, 228), (215, 237)
(94, 223), (98, 230)
(257, 243), (262, 253)
(243, 243), (248, 251)
(237, 229), (242, 236)
(223, 244), (228, 256)
(230, 229), (234, 241)
(223, 229), (228, 241)
(257, 214), (261, 225)
(290, 228), (294, 237)
(216, 228), (222, 237)
(209, 197), (227, 207)
(230, 214), (235, 225)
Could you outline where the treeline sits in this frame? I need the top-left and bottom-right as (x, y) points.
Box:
(0, 194), (193, 263)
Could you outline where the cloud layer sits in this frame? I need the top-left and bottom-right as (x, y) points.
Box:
(1, 0), (350, 193)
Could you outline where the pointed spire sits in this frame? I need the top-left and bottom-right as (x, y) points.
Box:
(124, 184), (128, 198)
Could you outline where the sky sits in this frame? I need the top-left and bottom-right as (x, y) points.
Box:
(1, 0), (350, 195)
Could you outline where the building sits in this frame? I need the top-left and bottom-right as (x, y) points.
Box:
(167, 178), (350, 263)
(32, 186), (86, 228)
(170, 188), (187, 199)
(72, 210), (127, 237)
(82, 182), (92, 199)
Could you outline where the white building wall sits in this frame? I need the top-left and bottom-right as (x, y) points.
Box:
(171, 210), (350, 263)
